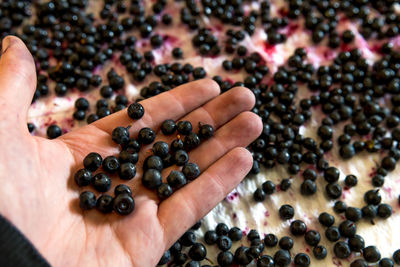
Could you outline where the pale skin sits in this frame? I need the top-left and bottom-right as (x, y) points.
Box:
(0, 36), (262, 266)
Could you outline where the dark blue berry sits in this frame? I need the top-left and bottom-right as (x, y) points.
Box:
(304, 230), (320, 246)
(167, 170), (187, 189)
(102, 156), (120, 173)
(182, 163), (200, 181)
(113, 193), (135, 215)
(83, 152), (102, 172)
(334, 241), (351, 259)
(79, 191), (96, 210)
(217, 235), (232, 251)
(153, 141), (169, 158)
(313, 245), (327, 260)
(177, 121), (193, 135)
(74, 169), (92, 186)
(318, 212), (335, 227)
(216, 223), (229, 236)
(188, 243), (207, 261)
(228, 227), (242, 241)
(138, 127), (156, 144)
(218, 251), (233, 267)
(114, 184), (132, 196)
(127, 102), (145, 119)
(204, 230), (218, 245)
(161, 119), (177, 135)
(174, 150), (189, 166)
(118, 162), (136, 180)
(279, 204), (294, 220)
(142, 169), (162, 189)
(348, 235), (365, 252)
(273, 249), (291, 266)
(363, 246), (381, 262)
(144, 155), (163, 171)
(157, 183), (173, 200)
(290, 220), (307, 236)
(257, 255), (274, 267)
(119, 150), (139, 164)
(47, 124), (62, 139)
(325, 226), (341, 242)
(112, 126), (130, 145)
(198, 124), (214, 139)
(96, 194), (113, 213)
(294, 253), (310, 267)
(93, 173), (111, 192)
(279, 236), (293, 250)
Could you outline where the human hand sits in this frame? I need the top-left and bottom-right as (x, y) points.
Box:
(0, 36), (262, 266)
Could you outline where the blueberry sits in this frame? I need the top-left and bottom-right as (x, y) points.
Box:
(157, 183), (173, 200)
(218, 251), (234, 267)
(119, 150), (139, 164)
(73, 110), (86, 120)
(174, 150), (189, 166)
(318, 212), (335, 227)
(273, 249), (291, 266)
(300, 179), (317, 195)
(279, 236), (293, 250)
(280, 179), (291, 191)
(93, 173), (111, 192)
(161, 119), (177, 135)
(325, 226), (341, 242)
(234, 246), (251, 265)
(304, 230), (320, 246)
(334, 200), (347, 213)
(313, 245), (327, 260)
(182, 163), (200, 181)
(83, 152), (102, 172)
(177, 121), (193, 135)
(377, 203), (392, 218)
(362, 205), (377, 220)
(324, 166), (340, 183)
(47, 124), (62, 139)
(144, 155), (163, 171)
(198, 124), (214, 139)
(257, 255), (274, 267)
(102, 156), (120, 173)
(334, 241), (351, 259)
(339, 220), (356, 238)
(138, 127), (156, 144)
(79, 191), (96, 210)
(87, 114), (99, 124)
(253, 188), (266, 201)
(114, 184), (132, 196)
(216, 223), (229, 236)
(345, 174), (358, 187)
(127, 102), (145, 119)
(345, 207), (362, 222)
(348, 235), (365, 252)
(294, 253), (310, 267)
(184, 132), (201, 151)
(122, 139), (141, 152)
(113, 193), (135, 215)
(379, 258), (394, 267)
(204, 230), (218, 245)
(262, 180), (276, 194)
(228, 227), (242, 241)
(217, 235), (232, 251)
(180, 231), (196, 247)
(118, 162), (136, 180)
(264, 233), (278, 247)
(142, 169), (162, 189)
(167, 170), (187, 189)
(112, 126), (130, 145)
(153, 141), (169, 158)
(279, 204), (294, 220)
(96, 194), (113, 213)
(185, 261), (200, 267)
(188, 243), (207, 261)
(363, 246), (381, 262)
(74, 169), (93, 187)
(364, 189), (382, 205)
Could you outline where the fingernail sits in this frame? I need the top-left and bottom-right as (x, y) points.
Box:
(1, 36), (12, 55)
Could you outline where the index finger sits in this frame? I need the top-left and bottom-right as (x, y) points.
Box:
(92, 79), (220, 135)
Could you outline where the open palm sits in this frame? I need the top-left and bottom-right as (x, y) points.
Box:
(0, 36), (262, 266)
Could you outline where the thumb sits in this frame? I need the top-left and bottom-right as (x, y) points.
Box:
(0, 36), (36, 127)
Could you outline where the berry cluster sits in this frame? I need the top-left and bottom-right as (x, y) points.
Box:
(75, 102), (214, 215)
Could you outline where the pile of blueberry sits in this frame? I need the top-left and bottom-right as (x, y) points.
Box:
(75, 101), (214, 215)
(3, 0), (400, 265)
